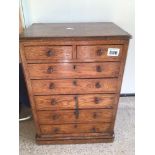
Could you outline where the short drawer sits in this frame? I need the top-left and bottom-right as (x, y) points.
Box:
(77, 45), (123, 61)
(37, 109), (113, 124)
(40, 123), (112, 134)
(24, 46), (73, 60)
(31, 78), (118, 95)
(35, 94), (115, 110)
(28, 62), (120, 79)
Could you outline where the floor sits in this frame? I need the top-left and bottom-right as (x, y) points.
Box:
(19, 97), (135, 155)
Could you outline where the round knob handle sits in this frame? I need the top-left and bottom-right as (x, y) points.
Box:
(52, 114), (59, 120)
(94, 97), (100, 104)
(91, 127), (96, 133)
(95, 82), (101, 88)
(74, 124), (78, 128)
(49, 83), (55, 89)
(96, 65), (102, 72)
(51, 99), (56, 105)
(96, 49), (104, 56)
(93, 112), (97, 119)
(73, 80), (77, 86)
(53, 127), (59, 133)
(46, 50), (54, 57)
(47, 66), (53, 73)
(73, 65), (76, 70)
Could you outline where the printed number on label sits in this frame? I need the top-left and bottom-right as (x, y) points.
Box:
(107, 48), (120, 56)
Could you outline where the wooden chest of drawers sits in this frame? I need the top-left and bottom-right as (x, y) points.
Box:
(20, 22), (131, 144)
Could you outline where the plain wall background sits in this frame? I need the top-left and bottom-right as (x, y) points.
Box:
(21, 0), (135, 93)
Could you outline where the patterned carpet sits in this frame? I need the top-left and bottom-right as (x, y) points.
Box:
(19, 97), (135, 155)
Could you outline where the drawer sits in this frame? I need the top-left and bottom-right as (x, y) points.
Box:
(40, 123), (111, 134)
(35, 94), (115, 110)
(24, 46), (73, 60)
(37, 109), (113, 124)
(28, 62), (120, 79)
(32, 78), (118, 95)
(77, 45), (123, 61)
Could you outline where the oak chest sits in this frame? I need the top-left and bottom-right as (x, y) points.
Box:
(20, 22), (131, 144)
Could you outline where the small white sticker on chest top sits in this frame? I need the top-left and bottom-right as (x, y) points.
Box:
(107, 48), (120, 56)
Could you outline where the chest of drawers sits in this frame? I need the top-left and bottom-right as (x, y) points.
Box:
(20, 22), (131, 144)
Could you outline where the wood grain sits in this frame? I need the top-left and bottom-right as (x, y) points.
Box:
(110, 41), (129, 131)
(19, 44), (41, 135)
(28, 62), (120, 79)
(35, 94), (115, 110)
(20, 22), (131, 39)
(36, 131), (114, 144)
(40, 123), (111, 134)
(19, 23), (131, 144)
(37, 109), (113, 124)
(38, 131), (113, 138)
(31, 78), (118, 95)
(24, 46), (73, 60)
(77, 45), (122, 61)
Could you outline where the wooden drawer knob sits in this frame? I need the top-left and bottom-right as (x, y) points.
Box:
(73, 65), (76, 70)
(91, 127), (96, 133)
(53, 127), (59, 133)
(95, 82), (101, 88)
(94, 97), (100, 104)
(47, 66), (53, 73)
(96, 65), (102, 72)
(73, 80), (77, 86)
(52, 114), (59, 120)
(93, 112), (97, 119)
(96, 49), (104, 56)
(46, 50), (54, 57)
(49, 83), (55, 89)
(51, 99), (57, 105)
(74, 124), (78, 128)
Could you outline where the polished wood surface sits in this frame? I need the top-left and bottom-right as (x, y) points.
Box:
(77, 45), (123, 61)
(37, 109), (113, 124)
(20, 22), (131, 39)
(19, 23), (131, 144)
(31, 78), (118, 95)
(34, 94), (115, 110)
(28, 62), (120, 79)
(40, 123), (111, 134)
(25, 46), (73, 60)
(36, 132), (114, 144)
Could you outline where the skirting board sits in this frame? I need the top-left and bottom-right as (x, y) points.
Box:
(120, 93), (135, 97)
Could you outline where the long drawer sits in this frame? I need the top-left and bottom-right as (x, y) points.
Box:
(28, 62), (120, 79)
(77, 45), (123, 61)
(40, 123), (112, 134)
(32, 78), (118, 95)
(37, 109), (113, 124)
(35, 94), (115, 110)
(24, 46), (73, 60)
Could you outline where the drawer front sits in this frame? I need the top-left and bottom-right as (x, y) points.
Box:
(40, 123), (111, 134)
(35, 94), (115, 110)
(32, 79), (118, 95)
(77, 45), (122, 61)
(24, 46), (73, 60)
(38, 109), (113, 124)
(28, 62), (120, 79)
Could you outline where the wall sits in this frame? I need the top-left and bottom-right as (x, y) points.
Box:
(22, 0), (135, 93)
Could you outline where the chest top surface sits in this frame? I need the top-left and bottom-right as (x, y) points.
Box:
(20, 22), (131, 40)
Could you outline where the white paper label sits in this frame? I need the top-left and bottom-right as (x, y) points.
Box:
(107, 48), (120, 56)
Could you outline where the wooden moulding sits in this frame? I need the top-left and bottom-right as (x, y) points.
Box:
(36, 133), (114, 145)
(36, 138), (114, 145)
